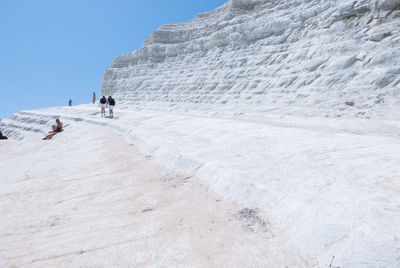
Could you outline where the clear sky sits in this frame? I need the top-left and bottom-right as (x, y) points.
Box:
(0, 0), (227, 119)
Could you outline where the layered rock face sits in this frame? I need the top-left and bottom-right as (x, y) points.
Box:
(101, 0), (400, 118)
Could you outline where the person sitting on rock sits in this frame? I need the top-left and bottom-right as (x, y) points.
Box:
(43, 119), (63, 140)
(0, 131), (8, 140)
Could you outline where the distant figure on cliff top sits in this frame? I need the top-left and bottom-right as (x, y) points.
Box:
(68, 99), (72, 106)
(0, 131), (8, 140)
(93, 92), (96, 104)
(43, 119), (63, 140)
(107, 96), (115, 118)
(99, 96), (107, 117)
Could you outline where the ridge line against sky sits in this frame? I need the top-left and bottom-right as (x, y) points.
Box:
(0, 0), (227, 119)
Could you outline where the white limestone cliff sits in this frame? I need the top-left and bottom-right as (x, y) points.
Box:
(101, 0), (400, 119)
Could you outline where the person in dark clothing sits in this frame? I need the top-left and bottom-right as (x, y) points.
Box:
(0, 131), (8, 140)
(99, 96), (107, 117)
(107, 96), (115, 118)
(69, 99), (72, 106)
(93, 92), (96, 104)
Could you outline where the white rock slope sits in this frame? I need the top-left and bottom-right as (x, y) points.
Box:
(1, 106), (400, 267)
(101, 0), (400, 119)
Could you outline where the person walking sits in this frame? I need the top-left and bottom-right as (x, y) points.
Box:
(68, 99), (72, 106)
(107, 96), (116, 118)
(93, 92), (96, 104)
(99, 96), (107, 117)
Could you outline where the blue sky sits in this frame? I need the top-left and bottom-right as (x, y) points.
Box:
(0, 0), (227, 119)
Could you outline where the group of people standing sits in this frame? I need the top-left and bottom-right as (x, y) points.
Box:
(99, 95), (116, 118)
(68, 92), (116, 118)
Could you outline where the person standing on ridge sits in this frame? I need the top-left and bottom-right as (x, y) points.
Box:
(107, 96), (115, 118)
(93, 92), (96, 104)
(99, 96), (107, 117)
(69, 99), (72, 106)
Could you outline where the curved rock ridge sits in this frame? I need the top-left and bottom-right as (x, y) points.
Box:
(101, 0), (400, 119)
